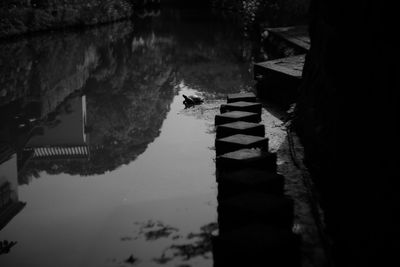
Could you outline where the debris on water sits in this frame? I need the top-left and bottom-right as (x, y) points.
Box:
(124, 254), (138, 265)
(153, 253), (173, 264)
(135, 220), (179, 241)
(120, 236), (133, 241)
(183, 94), (204, 108)
(0, 240), (17, 255)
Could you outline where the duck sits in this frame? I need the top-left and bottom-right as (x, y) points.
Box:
(182, 94), (204, 107)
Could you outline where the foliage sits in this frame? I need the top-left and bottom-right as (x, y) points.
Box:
(0, 0), (134, 38)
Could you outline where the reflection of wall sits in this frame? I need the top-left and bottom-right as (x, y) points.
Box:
(0, 152), (26, 230)
(27, 95), (87, 147)
(25, 95), (89, 160)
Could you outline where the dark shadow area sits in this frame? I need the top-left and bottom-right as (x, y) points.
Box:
(294, 1), (399, 267)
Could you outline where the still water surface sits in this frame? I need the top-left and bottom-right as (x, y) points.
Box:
(0, 7), (256, 267)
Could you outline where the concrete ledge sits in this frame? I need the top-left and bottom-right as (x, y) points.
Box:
(227, 92), (257, 103)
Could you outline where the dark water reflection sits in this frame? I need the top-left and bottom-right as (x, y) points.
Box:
(0, 7), (255, 267)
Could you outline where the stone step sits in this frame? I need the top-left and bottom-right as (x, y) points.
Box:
(227, 92), (257, 103)
(220, 101), (262, 114)
(212, 224), (300, 267)
(215, 134), (268, 155)
(218, 193), (294, 231)
(215, 111), (260, 126)
(216, 121), (265, 139)
(216, 168), (284, 197)
(216, 148), (277, 173)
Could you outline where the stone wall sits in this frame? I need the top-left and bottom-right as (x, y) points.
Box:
(294, 1), (399, 266)
(0, 0), (135, 38)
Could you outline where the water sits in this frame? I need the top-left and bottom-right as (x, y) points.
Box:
(0, 7), (257, 267)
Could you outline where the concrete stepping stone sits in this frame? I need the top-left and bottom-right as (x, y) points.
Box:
(220, 101), (262, 114)
(216, 121), (265, 139)
(217, 193), (294, 231)
(212, 224), (300, 267)
(216, 168), (284, 197)
(215, 111), (260, 126)
(227, 92), (257, 103)
(215, 134), (268, 155)
(216, 148), (277, 172)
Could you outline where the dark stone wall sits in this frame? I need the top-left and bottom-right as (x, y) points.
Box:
(0, 0), (135, 38)
(294, 1), (399, 266)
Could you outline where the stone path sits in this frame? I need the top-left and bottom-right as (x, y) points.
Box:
(212, 92), (301, 266)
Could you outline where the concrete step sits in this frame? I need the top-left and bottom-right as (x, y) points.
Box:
(212, 224), (300, 267)
(215, 134), (268, 155)
(215, 111), (260, 126)
(220, 101), (262, 114)
(265, 25), (310, 52)
(218, 193), (294, 231)
(216, 168), (284, 197)
(227, 92), (257, 103)
(216, 148), (277, 173)
(216, 121), (265, 139)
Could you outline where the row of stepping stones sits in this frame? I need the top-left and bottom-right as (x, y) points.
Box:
(211, 92), (301, 267)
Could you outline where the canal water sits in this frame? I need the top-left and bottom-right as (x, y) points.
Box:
(0, 7), (259, 267)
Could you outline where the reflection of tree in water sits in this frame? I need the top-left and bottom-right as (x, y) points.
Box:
(165, 223), (218, 262)
(17, 9), (260, 179)
(131, 221), (218, 264)
(20, 30), (178, 179)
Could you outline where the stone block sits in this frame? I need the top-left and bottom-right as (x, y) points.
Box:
(220, 101), (262, 114)
(216, 148), (277, 172)
(212, 224), (300, 267)
(217, 193), (294, 230)
(215, 134), (268, 155)
(216, 121), (265, 139)
(216, 168), (284, 197)
(227, 92), (257, 103)
(215, 111), (260, 126)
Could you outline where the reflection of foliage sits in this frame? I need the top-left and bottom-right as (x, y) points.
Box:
(150, 222), (218, 264)
(16, 9), (261, 179)
(0, 0), (134, 38)
(124, 254), (139, 265)
(19, 29), (177, 178)
(124, 221), (218, 265)
(135, 220), (179, 241)
(167, 223), (218, 261)
(212, 0), (310, 27)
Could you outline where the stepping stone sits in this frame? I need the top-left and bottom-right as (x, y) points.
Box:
(212, 224), (300, 267)
(215, 134), (268, 155)
(227, 92), (257, 103)
(216, 148), (277, 172)
(216, 121), (265, 139)
(216, 168), (284, 197)
(217, 193), (294, 231)
(220, 101), (262, 114)
(215, 111), (260, 126)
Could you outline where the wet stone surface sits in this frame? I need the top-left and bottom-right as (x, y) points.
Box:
(226, 92), (257, 103)
(220, 101), (262, 114)
(215, 111), (261, 125)
(216, 121), (265, 138)
(215, 134), (268, 155)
